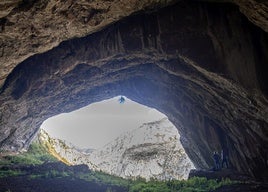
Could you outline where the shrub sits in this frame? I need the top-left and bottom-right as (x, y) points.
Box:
(0, 142), (57, 166)
(0, 170), (23, 178)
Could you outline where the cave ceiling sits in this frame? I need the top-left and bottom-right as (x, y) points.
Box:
(0, 0), (268, 181)
(1, 0), (268, 87)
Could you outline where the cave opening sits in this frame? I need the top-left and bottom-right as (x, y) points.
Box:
(0, 0), (267, 184)
(39, 95), (195, 180)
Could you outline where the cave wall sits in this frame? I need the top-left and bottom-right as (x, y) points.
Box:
(1, 0), (268, 88)
(0, 0), (177, 86)
(0, 1), (268, 180)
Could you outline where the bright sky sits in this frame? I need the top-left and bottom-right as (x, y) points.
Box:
(41, 96), (166, 149)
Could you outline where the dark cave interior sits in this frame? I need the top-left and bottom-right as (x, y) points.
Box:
(0, 1), (267, 182)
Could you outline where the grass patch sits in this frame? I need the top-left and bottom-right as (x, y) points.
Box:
(0, 142), (57, 166)
(0, 142), (238, 191)
(0, 169), (24, 178)
(28, 170), (72, 179)
(74, 171), (238, 192)
(78, 171), (130, 188)
(128, 177), (237, 192)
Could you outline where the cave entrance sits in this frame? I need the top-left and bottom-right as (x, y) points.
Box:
(39, 96), (195, 180)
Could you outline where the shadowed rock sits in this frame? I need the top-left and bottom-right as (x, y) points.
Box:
(0, 1), (268, 181)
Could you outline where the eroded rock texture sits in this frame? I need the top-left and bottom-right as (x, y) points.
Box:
(1, 0), (268, 86)
(40, 118), (194, 181)
(0, 1), (268, 181)
(234, 0), (268, 33)
(0, 0), (176, 85)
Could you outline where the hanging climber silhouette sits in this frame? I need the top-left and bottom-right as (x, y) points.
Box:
(118, 96), (125, 104)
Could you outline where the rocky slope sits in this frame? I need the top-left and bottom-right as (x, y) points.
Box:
(39, 118), (195, 181)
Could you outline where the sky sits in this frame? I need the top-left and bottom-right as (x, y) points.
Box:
(41, 96), (166, 149)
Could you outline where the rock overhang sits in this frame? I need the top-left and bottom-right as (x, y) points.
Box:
(0, 0), (268, 181)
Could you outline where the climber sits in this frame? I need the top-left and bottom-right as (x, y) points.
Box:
(221, 149), (229, 169)
(213, 151), (221, 171)
(118, 96), (125, 104)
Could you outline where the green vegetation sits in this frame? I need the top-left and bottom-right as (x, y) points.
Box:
(78, 171), (130, 187)
(128, 177), (236, 192)
(0, 169), (23, 178)
(0, 141), (57, 178)
(0, 142), (238, 191)
(76, 171), (237, 192)
(0, 142), (57, 166)
(28, 170), (71, 179)
(25, 168), (237, 191)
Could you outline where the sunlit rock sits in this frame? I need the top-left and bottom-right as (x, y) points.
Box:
(39, 118), (195, 181)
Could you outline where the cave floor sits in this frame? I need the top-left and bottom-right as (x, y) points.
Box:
(1, 163), (268, 192)
(0, 175), (126, 192)
(1, 175), (268, 192)
(190, 169), (268, 192)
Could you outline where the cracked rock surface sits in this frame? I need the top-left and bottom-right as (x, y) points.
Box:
(39, 118), (195, 181)
(0, 0), (176, 85)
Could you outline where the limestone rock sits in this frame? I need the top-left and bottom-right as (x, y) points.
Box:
(0, 0), (176, 86)
(234, 0), (268, 32)
(39, 118), (195, 181)
(1, 0), (268, 86)
(0, 0), (21, 19)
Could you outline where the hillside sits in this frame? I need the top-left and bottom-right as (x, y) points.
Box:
(39, 118), (195, 180)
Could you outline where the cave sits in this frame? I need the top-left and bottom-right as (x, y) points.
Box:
(40, 96), (195, 181)
(40, 96), (169, 150)
(0, 0), (268, 182)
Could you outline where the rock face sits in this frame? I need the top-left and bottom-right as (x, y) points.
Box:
(234, 0), (268, 33)
(0, 0), (268, 86)
(0, 0), (176, 85)
(40, 118), (195, 180)
(0, 1), (268, 181)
